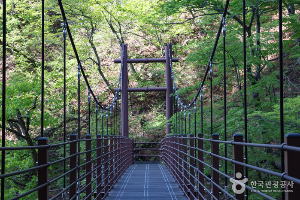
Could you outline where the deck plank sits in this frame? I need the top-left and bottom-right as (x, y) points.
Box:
(106, 164), (187, 200)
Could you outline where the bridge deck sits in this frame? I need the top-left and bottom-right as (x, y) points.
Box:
(106, 163), (187, 200)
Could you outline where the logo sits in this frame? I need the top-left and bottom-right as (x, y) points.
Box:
(230, 172), (248, 194)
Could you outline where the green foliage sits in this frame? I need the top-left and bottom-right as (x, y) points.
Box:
(1, 0), (300, 198)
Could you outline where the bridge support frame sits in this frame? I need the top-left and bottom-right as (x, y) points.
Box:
(117, 44), (178, 136)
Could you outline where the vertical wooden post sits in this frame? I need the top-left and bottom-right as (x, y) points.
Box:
(38, 137), (49, 200)
(211, 134), (219, 200)
(171, 135), (175, 177)
(96, 134), (102, 200)
(104, 135), (109, 195)
(285, 133), (300, 199)
(197, 133), (204, 199)
(109, 135), (114, 190)
(189, 134), (195, 199)
(117, 136), (121, 180)
(132, 138), (134, 164)
(165, 43), (173, 135)
(178, 135), (183, 188)
(233, 134), (244, 200)
(182, 134), (188, 195)
(86, 134), (92, 200)
(175, 135), (180, 183)
(69, 134), (77, 199)
(121, 44), (128, 137)
(114, 136), (117, 185)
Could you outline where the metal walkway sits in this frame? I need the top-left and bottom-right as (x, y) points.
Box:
(106, 163), (187, 200)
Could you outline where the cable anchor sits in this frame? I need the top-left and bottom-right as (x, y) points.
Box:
(77, 62), (81, 80)
(222, 17), (226, 37)
(209, 61), (213, 78)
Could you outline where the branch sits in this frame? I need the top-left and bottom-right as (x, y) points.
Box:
(0, 39), (39, 68)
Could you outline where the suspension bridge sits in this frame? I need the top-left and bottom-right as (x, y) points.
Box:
(1, 0), (300, 199)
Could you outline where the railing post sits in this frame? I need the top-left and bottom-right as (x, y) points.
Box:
(189, 134), (195, 199)
(96, 134), (102, 200)
(178, 135), (183, 188)
(114, 136), (118, 186)
(165, 137), (168, 169)
(120, 137), (124, 174)
(175, 135), (179, 184)
(233, 134), (244, 200)
(211, 134), (219, 200)
(126, 138), (130, 169)
(131, 139), (134, 165)
(171, 135), (175, 178)
(86, 134), (92, 200)
(160, 139), (163, 163)
(124, 137), (127, 169)
(169, 136), (172, 172)
(197, 133), (204, 200)
(284, 133), (300, 199)
(182, 134), (188, 196)
(38, 137), (49, 200)
(109, 135), (114, 190)
(162, 139), (165, 165)
(69, 134), (77, 199)
(117, 136), (121, 181)
(104, 135), (109, 195)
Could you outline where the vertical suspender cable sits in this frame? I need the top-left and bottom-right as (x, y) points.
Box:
(222, 16), (228, 192)
(41, 0), (45, 138)
(173, 93), (176, 134)
(96, 104), (98, 136)
(201, 91), (203, 133)
(63, 20), (67, 192)
(102, 110), (104, 137)
(184, 108), (187, 135)
(88, 89), (91, 135)
(1, 0), (7, 199)
(278, 0), (284, 199)
(113, 103), (115, 135)
(243, 0), (249, 199)
(188, 109), (191, 135)
(107, 110), (108, 135)
(176, 98), (178, 134)
(77, 62), (81, 196)
(116, 98), (118, 135)
(210, 62), (213, 135)
(194, 102), (196, 136)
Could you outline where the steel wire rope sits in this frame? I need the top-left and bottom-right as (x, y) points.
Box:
(221, 15), (228, 198)
(242, 0), (249, 198)
(62, 19), (67, 197)
(167, 0), (230, 110)
(2, 0), (7, 199)
(58, 0), (122, 111)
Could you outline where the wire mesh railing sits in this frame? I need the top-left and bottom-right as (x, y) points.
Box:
(162, 134), (300, 200)
(161, 0), (300, 199)
(1, 0), (128, 199)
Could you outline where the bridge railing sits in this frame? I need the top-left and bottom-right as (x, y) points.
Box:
(134, 141), (161, 161)
(0, 135), (133, 199)
(162, 134), (300, 200)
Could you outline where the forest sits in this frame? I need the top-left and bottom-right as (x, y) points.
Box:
(1, 0), (300, 199)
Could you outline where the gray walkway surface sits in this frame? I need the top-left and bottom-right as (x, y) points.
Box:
(106, 164), (187, 200)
